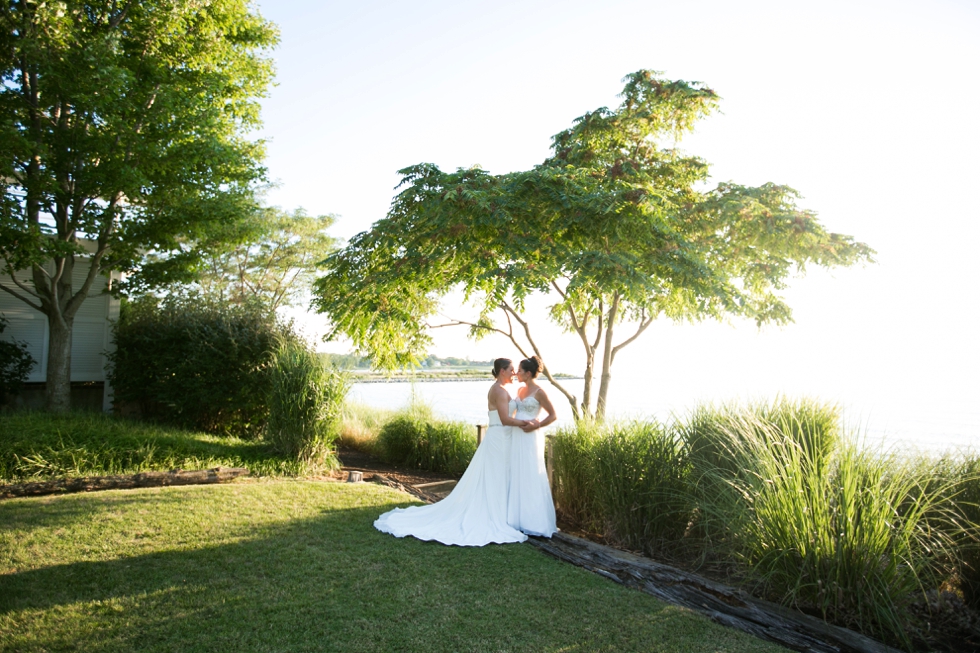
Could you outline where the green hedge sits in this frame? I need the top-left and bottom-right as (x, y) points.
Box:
(109, 298), (287, 438)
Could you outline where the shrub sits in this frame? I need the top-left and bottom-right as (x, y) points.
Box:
(266, 338), (349, 471)
(0, 316), (36, 403)
(108, 297), (288, 438)
(376, 397), (476, 476)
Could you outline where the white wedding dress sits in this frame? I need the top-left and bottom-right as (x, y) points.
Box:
(373, 400), (527, 546)
(507, 395), (558, 537)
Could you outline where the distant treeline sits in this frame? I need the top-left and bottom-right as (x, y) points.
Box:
(320, 353), (492, 370)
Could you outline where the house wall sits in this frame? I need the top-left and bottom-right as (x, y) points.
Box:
(0, 259), (121, 410)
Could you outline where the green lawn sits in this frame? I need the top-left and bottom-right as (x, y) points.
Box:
(0, 412), (308, 481)
(0, 480), (783, 652)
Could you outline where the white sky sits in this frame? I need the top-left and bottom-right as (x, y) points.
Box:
(253, 0), (980, 433)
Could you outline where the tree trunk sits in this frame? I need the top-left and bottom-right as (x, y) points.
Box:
(595, 294), (620, 421)
(45, 312), (73, 412)
(581, 355), (594, 419)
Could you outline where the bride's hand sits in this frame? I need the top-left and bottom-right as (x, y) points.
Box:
(521, 419), (540, 432)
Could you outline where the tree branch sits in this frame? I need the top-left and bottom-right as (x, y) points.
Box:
(611, 313), (654, 364)
(499, 300), (579, 417)
(592, 296), (604, 351)
(0, 280), (44, 312)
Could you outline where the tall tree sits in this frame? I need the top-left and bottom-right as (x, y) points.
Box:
(0, 0), (278, 411)
(313, 71), (874, 420)
(135, 207), (340, 313)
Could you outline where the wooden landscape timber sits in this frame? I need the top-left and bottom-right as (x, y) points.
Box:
(528, 532), (901, 653)
(0, 467), (249, 500)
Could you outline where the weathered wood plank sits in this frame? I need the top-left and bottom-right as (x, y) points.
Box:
(528, 532), (900, 653)
(0, 467), (249, 500)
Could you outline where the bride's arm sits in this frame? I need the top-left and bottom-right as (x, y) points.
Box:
(493, 388), (529, 427)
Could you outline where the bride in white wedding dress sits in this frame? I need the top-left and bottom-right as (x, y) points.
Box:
(373, 358), (531, 546)
(508, 356), (558, 537)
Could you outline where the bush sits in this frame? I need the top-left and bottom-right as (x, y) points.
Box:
(376, 397), (476, 476)
(0, 316), (35, 403)
(266, 338), (349, 471)
(109, 297), (288, 438)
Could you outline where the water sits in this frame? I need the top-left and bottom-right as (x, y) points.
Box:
(349, 378), (980, 455)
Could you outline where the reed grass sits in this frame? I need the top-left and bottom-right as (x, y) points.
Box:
(550, 397), (980, 650)
(551, 419), (692, 557)
(336, 400), (393, 454)
(376, 395), (476, 476)
(696, 419), (957, 647)
(266, 339), (349, 472)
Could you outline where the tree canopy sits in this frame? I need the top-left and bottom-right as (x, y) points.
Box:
(137, 207), (339, 314)
(0, 0), (278, 410)
(312, 70), (875, 420)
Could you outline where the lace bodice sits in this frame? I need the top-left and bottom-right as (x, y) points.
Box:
(488, 399), (517, 426)
(514, 394), (541, 420)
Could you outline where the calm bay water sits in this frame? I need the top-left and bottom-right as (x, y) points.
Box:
(349, 378), (980, 455)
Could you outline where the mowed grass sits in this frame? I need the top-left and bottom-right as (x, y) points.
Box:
(0, 480), (783, 653)
(0, 412), (308, 481)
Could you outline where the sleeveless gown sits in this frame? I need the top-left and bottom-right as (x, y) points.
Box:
(373, 400), (527, 546)
(507, 395), (558, 537)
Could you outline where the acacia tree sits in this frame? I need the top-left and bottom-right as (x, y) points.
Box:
(0, 0), (278, 411)
(136, 207), (339, 313)
(313, 71), (874, 421)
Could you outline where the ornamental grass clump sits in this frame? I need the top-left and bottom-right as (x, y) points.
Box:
(266, 338), (349, 472)
(689, 405), (958, 649)
(376, 396), (475, 476)
(551, 419), (693, 557)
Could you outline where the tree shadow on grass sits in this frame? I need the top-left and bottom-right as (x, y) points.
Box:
(0, 500), (756, 653)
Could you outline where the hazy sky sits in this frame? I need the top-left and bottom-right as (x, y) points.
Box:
(251, 0), (979, 434)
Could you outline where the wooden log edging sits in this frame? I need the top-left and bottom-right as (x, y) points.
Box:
(527, 532), (901, 653)
(0, 467), (250, 500)
(370, 473), (443, 504)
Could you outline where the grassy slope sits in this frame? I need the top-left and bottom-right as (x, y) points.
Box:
(0, 481), (781, 653)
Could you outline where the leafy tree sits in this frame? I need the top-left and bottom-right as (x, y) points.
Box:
(138, 207), (339, 313)
(0, 0), (278, 411)
(313, 71), (874, 420)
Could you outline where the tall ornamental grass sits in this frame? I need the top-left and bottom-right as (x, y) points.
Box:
(695, 416), (958, 648)
(376, 396), (476, 476)
(266, 339), (350, 472)
(336, 401), (393, 454)
(550, 397), (979, 650)
(551, 420), (692, 557)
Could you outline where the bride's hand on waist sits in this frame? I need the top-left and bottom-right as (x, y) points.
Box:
(521, 419), (540, 432)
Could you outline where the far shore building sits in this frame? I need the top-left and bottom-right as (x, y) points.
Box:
(0, 242), (121, 411)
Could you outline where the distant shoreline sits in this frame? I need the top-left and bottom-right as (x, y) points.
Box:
(349, 373), (582, 384)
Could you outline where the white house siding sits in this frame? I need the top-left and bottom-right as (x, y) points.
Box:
(0, 259), (120, 409)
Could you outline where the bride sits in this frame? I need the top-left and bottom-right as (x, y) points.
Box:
(373, 358), (530, 546)
(508, 356), (558, 537)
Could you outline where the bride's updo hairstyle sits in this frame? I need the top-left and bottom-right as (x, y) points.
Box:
(519, 356), (541, 378)
(492, 358), (512, 378)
